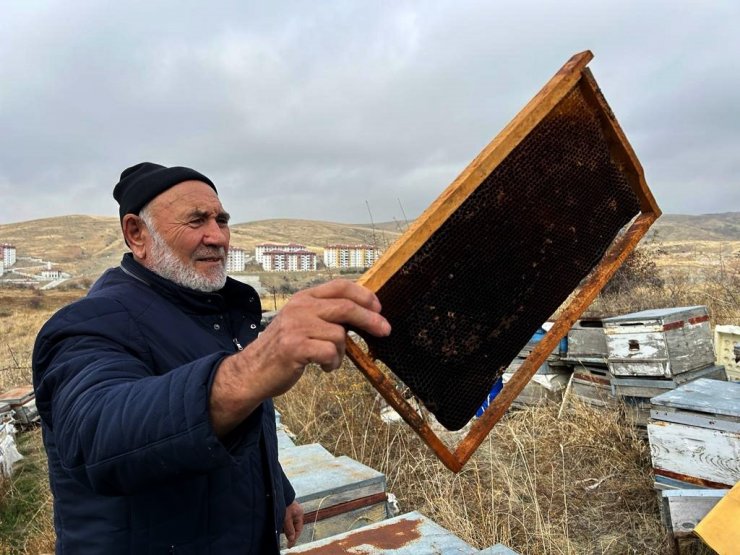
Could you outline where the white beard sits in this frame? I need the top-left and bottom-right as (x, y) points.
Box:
(147, 227), (227, 293)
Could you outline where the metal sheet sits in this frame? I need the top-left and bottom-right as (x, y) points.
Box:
(282, 511), (478, 554)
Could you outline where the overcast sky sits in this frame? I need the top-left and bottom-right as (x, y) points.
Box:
(1, 1), (738, 225)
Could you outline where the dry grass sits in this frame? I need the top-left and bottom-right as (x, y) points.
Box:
(590, 271), (739, 326)
(276, 362), (680, 554)
(0, 288), (80, 554)
(0, 288), (85, 393)
(1, 279), (728, 553)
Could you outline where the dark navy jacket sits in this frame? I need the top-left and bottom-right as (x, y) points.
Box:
(33, 254), (294, 554)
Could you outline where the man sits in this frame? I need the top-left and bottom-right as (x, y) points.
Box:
(32, 162), (391, 554)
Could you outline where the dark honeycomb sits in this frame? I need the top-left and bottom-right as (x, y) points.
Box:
(357, 87), (641, 431)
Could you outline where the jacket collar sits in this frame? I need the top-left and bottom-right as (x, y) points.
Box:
(119, 253), (253, 314)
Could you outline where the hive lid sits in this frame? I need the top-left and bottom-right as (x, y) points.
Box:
(603, 306), (707, 324)
(345, 50), (660, 472)
(651, 378), (740, 418)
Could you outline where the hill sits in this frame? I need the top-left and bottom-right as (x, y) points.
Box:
(647, 212), (740, 241)
(0, 216), (402, 279)
(0, 212), (737, 280)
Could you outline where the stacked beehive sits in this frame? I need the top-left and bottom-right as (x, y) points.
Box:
(648, 378), (738, 540)
(502, 324), (571, 408)
(603, 306), (726, 426)
(0, 385), (40, 427)
(561, 318), (615, 408)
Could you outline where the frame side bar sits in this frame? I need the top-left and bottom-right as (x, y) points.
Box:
(579, 69), (662, 217)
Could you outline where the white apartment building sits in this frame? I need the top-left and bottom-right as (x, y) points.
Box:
(0, 260), (4, 277)
(1, 244), (16, 267)
(226, 247), (247, 273)
(262, 250), (317, 272)
(323, 244), (380, 269)
(41, 269), (66, 280)
(255, 243), (307, 265)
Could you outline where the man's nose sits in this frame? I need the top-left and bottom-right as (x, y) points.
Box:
(202, 219), (229, 246)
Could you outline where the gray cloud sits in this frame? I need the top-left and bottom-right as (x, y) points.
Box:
(1, 0), (738, 224)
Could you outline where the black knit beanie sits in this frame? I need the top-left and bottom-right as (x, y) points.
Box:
(113, 162), (217, 221)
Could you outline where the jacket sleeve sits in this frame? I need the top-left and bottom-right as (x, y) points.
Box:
(281, 466), (296, 506)
(33, 296), (262, 496)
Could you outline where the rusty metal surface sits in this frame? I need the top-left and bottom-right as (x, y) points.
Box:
(346, 50), (660, 471)
(283, 511), (478, 554)
(654, 469), (733, 491)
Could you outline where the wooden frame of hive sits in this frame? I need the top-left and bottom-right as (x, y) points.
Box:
(345, 51), (661, 472)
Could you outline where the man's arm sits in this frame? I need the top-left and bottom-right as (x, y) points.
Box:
(210, 279), (390, 436)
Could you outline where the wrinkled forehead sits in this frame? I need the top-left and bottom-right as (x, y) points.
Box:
(149, 180), (226, 218)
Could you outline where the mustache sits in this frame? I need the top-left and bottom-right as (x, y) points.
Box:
(192, 246), (226, 260)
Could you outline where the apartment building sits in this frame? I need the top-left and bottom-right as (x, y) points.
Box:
(226, 247), (247, 273)
(261, 250), (317, 272)
(1, 244), (16, 267)
(323, 244), (380, 269)
(255, 243), (307, 266)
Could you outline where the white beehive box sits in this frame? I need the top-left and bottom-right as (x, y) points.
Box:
(604, 306), (714, 378)
(714, 325), (740, 382)
(648, 378), (740, 489)
(279, 443), (387, 547)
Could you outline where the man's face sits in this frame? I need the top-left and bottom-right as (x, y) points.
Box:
(142, 180), (231, 292)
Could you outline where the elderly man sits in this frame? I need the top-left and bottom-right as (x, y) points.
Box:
(32, 162), (391, 554)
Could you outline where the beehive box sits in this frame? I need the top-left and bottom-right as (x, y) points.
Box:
(279, 443), (387, 546)
(648, 378), (740, 488)
(570, 365), (615, 407)
(0, 385), (39, 425)
(623, 396), (653, 428)
(604, 306), (714, 378)
(714, 325), (740, 382)
(282, 511), (519, 554)
(501, 373), (570, 408)
(563, 318), (608, 364)
(518, 324), (567, 361)
(0, 385), (34, 407)
(659, 489), (728, 539)
(611, 364), (726, 399)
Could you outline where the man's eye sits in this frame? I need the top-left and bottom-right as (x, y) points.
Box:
(189, 218), (204, 226)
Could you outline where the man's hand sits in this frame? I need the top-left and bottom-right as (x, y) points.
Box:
(283, 500), (304, 548)
(210, 280), (391, 436)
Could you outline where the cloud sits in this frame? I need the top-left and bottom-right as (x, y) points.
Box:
(1, 0), (738, 225)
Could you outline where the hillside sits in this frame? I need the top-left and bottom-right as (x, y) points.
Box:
(0, 216), (402, 278)
(0, 212), (737, 280)
(646, 212), (740, 241)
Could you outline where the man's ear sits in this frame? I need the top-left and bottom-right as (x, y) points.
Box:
(122, 214), (148, 260)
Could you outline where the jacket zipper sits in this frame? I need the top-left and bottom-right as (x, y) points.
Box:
(232, 338), (243, 351)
